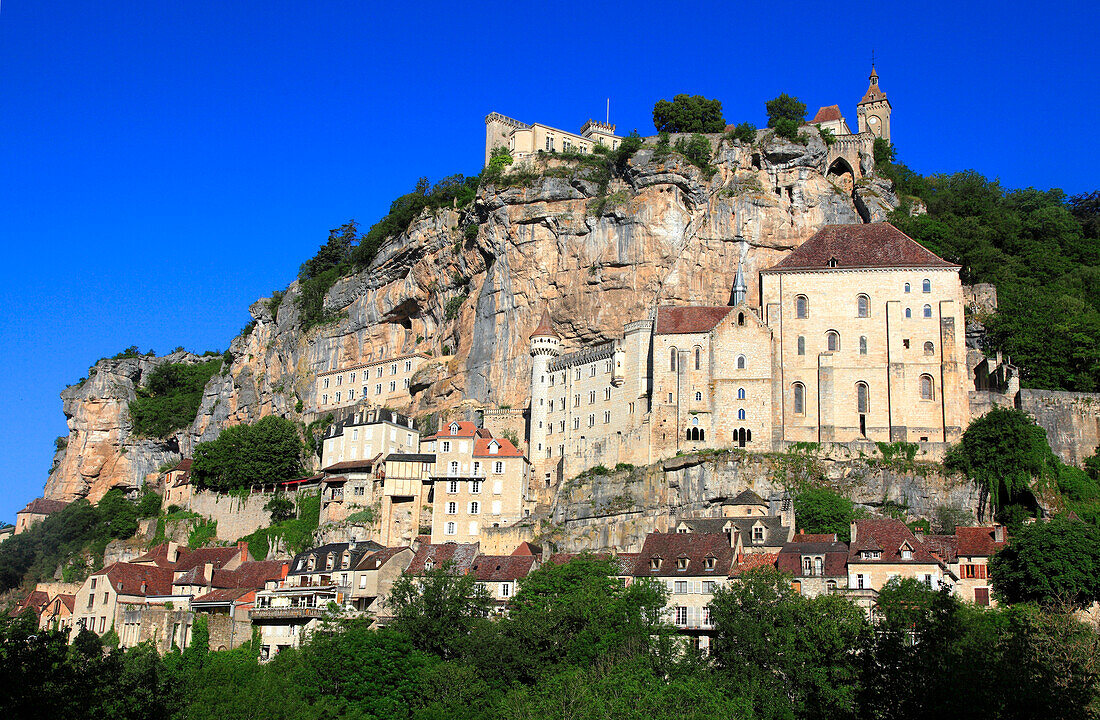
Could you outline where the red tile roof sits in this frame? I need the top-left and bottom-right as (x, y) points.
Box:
(473, 437), (525, 458)
(470, 555), (537, 582)
(653, 306), (734, 335)
(632, 532), (735, 577)
(172, 459), (193, 472)
(176, 546), (241, 573)
(355, 547), (410, 572)
(792, 533), (838, 543)
(955, 527), (1008, 557)
(730, 552), (779, 577)
(323, 458), (378, 472)
(811, 105), (843, 123)
(9, 590), (50, 616)
(98, 563), (175, 597)
(859, 69), (887, 104)
(192, 587), (254, 604)
(169, 459), (193, 485)
(530, 307), (559, 339)
(215, 560), (287, 589)
(511, 542), (542, 556)
(777, 541), (849, 577)
(55, 594), (76, 613)
(848, 518), (938, 564)
(17, 498), (70, 516)
(765, 223), (958, 272)
(132, 543), (191, 568)
(923, 534), (958, 563)
(280, 474), (324, 487)
(405, 542), (479, 575)
(434, 421), (481, 439)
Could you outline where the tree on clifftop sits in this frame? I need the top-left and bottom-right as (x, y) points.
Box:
(652, 95), (726, 133)
(191, 415), (303, 492)
(765, 94), (807, 142)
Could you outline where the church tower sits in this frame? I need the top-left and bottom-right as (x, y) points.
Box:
(528, 308), (561, 463)
(856, 66), (892, 143)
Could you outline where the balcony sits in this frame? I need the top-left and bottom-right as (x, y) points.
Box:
(249, 606), (325, 620)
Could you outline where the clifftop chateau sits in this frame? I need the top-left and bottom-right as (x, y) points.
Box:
(526, 222), (970, 489)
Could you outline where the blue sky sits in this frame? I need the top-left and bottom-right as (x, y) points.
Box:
(1, 0), (1097, 521)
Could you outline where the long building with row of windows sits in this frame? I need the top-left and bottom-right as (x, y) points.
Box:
(314, 352), (430, 412)
(527, 222), (970, 488)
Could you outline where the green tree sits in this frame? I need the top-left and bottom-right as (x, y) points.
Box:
(652, 94), (725, 133)
(725, 121), (757, 144)
(96, 489), (138, 540)
(387, 564), (492, 660)
(129, 358), (224, 438)
(794, 486), (857, 540)
(944, 407), (1057, 518)
(765, 94), (807, 142)
(191, 416), (303, 492)
(710, 568), (869, 720)
(989, 516), (1100, 607)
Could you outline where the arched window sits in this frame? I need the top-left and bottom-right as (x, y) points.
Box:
(904, 283), (911, 293)
(797, 336), (805, 356)
(694, 346), (701, 370)
(691, 416), (699, 426)
(803, 557), (812, 575)
(670, 347), (677, 371)
(737, 355), (746, 369)
(920, 374), (935, 400)
(859, 336), (867, 355)
(737, 387), (746, 400)
(923, 279), (931, 293)
(737, 409), (746, 420)
(795, 295), (808, 319)
(793, 383), (805, 415)
(923, 341), (935, 356)
(737, 312), (745, 326)
(826, 331), (840, 352)
(923, 304), (932, 318)
(905, 308), (912, 319)
(857, 294), (870, 318)
(856, 382), (869, 413)
(695, 391), (702, 402)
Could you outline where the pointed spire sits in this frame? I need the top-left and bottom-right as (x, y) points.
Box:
(732, 257), (747, 306)
(530, 307), (559, 339)
(859, 65), (887, 105)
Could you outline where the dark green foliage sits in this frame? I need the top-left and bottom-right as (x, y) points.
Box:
(239, 320), (256, 338)
(945, 407), (1057, 515)
(766, 94), (807, 141)
(794, 485), (857, 540)
(388, 564), (492, 660)
(652, 94), (725, 133)
(241, 491), (320, 559)
(266, 290), (285, 318)
(611, 129), (644, 173)
(136, 489), (162, 518)
(725, 121), (757, 144)
(444, 294), (467, 321)
(129, 358), (223, 438)
(652, 130), (672, 162)
(187, 519), (217, 549)
(673, 133), (716, 177)
(263, 495), (295, 521)
(817, 125), (837, 146)
(54, 436), (67, 452)
(990, 516), (1100, 607)
(191, 416), (303, 492)
(296, 220), (358, 331)
(97, 489), (138, 540)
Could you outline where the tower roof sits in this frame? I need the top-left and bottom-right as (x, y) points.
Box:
(859, 66), (888, 105)
(762, 223), (958, 272)
(530, 308), (559, 339)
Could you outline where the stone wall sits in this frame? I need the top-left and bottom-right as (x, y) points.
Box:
(188, 489), (274, 542)
(1019, 389), (1100, 467)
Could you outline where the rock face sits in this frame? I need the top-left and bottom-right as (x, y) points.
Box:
(46, 130), (886, 502)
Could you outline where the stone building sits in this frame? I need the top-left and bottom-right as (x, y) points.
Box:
(924, 525), (1007, 607)
(777, 533), (849, 597)
(527, 223), (972, 485)
(375, 453), (435, 546)
(14, 497), (69, 535)
(484, 112), (621, 166)
(846, 518), (947, 602)
(164, 459), (193, 509)
(314, 351), (429, 413)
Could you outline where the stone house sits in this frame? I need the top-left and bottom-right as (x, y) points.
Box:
(924, 525), (1007, 607)
(423, 422), (530, 544)
(376, 453), (435, 546)
(674, 495), (795, 556)
(484, 112), (621, 166)
(190, 559), (289, 651)
(777, 533), (849, 597)
(470, 554), (538, 613)
(72, 562), (174, 638)
(39, 593), (76, 633)
(314, 352), (430, 413)
(349, 546), (414, 618)
(8, 589), (51, 621)
(14, 497), (69, 535)
(846, 518), (947, 610)
(632, 532), (735, 651)
(164, 459), (193, 509)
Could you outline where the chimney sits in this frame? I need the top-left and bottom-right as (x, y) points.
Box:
(140, 580), (147, 594)
(204, 563), (214, 584)
(849, 521), (858, 543)
(237, 540), (249, 563)
(994, 525), (1005, 543)
(167, 541), (180, 563)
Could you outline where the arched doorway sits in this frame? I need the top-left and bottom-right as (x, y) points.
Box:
(827, 157), (855, 194)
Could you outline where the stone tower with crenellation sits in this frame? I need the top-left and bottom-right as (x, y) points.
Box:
(856, 66), (892, 143)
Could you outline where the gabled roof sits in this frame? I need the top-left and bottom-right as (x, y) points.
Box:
(632, 532), (734, 577)
(288, 542), (379, 576)
(9, 590), (50, 616)
(680, 515), (790, 547)
(764, 223), (957, 272)
(777, 541), (849, 578)
(176, 546), (241, 573)
(323, 459), (378, 473)
(97, 563), (175, 597)
(955, 526), (1008, 557)
(653, 306), (733, 335)
(192, 587), (254, 605)
(859, 67), (888, 104)
(730, 488), (768, 507)
(431, 421), (481, 439)
(132, 543), (191, 568)
(848, 518), (938, 564)
(923, 534), (958, 564)
(473, 437), (525, 459)
(213, 560), (287, 589)
(811, 105), (844, 123)
(54, 594), (76, 613)
(169, 459), (192, 485)
(355, 547), (411, 572)
(730, 552), (779, 577)
(17, 498), (70, 516)
(470, 555), (537, 582)
(512, 542), (542, 556)
(173, 566), (210, 586)
(405, 542), (479, 575)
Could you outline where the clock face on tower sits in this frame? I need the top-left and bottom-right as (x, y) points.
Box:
(868, 116), (879, 125)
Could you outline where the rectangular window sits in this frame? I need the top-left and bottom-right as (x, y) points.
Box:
(491, 500), (502, 514)
(588, 414), (595, 427)
(674, 581), (688, 594)
(375, 384), (382, 395)
(573, 417), (580, 430)
(604, 411), (611, 424)
(377, 367), (383, 378)
(389, 381), (396, 392)
(446, 502), (457, 514)
(442, 441), (451, 452)
(471, 479), (481, 493)
(468, 521), (479, 536)
(405, 360), (412, 372)
(449, 461), (459, 476)
(403, 378), (409, 389)
(589, 390), (595, 404)
(444, 522), (456, 535)
(323, 378), (330, 389)
(352, 429), (358, 440)
(335, 391), (341, 403)
(493, 461), (504, 474)
(448, 480), (458, 493)
(469, 501), (479, 514)
(473, 462), (482, 477)
(501, 582), (510, 597)
(675, 606), (688, 626)
(574, 394), (580, 407)
(391, 364), (397, 375)
(322, 394), (328, 405)
(703, 606), (713, 627)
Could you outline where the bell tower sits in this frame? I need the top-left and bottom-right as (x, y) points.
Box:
(528, 308), (561, 465)
(856, 65), (892, 144)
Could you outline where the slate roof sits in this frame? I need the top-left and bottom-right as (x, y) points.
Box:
(730, 552), (779, 577)
(632, 532), (735, 577)
(470, 555), (537, 582)
(323, 459), (378, 473)
(678, 515), (791, 547)
(288, 542), (379, 576)
(764, 223), (957, 272)
(653, 306), (733, 335)
(955, 526), (1008, 557)
(473, 437), (525, 458)
(386, 453), (436, 463)
(792, 533), (838, 543)
(811, 105), (844, 123)
(18, 498), (70, 516)
(777, 541), (849, 577)
(98, 563), (175, 597)
(355, 547), (411, 572)
(730, 489), (768, 507)
(848, 518), (938, 564)
(405, 542), (479, 575)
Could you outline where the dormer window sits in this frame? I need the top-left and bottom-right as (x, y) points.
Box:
(449, 422), (460, 434)
(649, 557), (662, 571)
(704, 556), (717, 571)
(326, 553), (335, 570)
(307, 555), (316, 571)
(861, 550), (881, 560)
(676, 556), (689, 571)
(752, 525), (765, 543)
(827, 257), (838, 268)
(424, 559), (434, 572)
(341, 551), (351, 569)
(489, 441), (499, 454)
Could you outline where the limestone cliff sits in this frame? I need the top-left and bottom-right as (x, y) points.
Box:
(46, 130), (894, 502)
